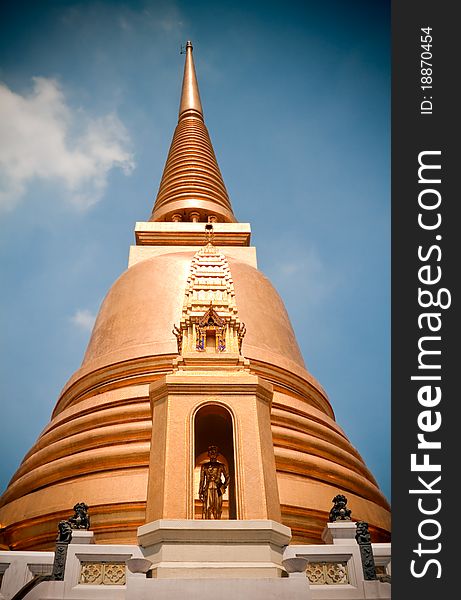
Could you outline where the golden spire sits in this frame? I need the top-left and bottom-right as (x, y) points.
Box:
(149, 41), (236, 223)
(178, 40), (203, 121)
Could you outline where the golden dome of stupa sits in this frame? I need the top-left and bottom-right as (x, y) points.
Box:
(0, 42), (390, 551)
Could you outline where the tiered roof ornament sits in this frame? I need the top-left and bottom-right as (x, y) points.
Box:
(173, 225), (246, 359)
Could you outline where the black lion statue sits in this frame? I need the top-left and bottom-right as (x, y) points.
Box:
(68, 502), (90, 530)
(329, 494), (352, 522)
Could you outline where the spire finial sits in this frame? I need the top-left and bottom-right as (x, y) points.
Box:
(179, 40), (203, 121)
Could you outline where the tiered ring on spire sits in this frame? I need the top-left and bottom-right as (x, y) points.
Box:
(150, 41), (236, 223)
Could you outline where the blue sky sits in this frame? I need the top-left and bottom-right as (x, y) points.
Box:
(0, 0), (390, 501)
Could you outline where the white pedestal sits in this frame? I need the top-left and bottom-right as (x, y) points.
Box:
(138, 519), (291, 578)
(69, 529), (95, 544)
(321, 521), (357, 545)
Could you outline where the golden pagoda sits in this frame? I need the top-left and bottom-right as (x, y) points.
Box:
(0, 41), (390, 552)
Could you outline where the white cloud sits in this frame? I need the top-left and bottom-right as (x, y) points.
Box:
(70, 309), (96, 332)
(0, 77), (135, 212)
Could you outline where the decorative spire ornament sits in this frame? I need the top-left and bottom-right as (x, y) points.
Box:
(150, 41), (236, 224)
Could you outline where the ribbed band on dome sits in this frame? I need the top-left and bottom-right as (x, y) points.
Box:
(150, 117), (236, 223)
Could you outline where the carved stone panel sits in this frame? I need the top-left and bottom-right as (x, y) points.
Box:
(80, 562), (126, 586)
(80, 562), (103, 584)
(325, 561), (349, 584)
(102, 563), (126, 585)
(306, 561), (349, 585)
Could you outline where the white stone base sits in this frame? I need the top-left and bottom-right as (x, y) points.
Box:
(322, 521), (357, 545)
(70, 529), (95, 544)
(137, 519), (291, 579)
(0, 538), (391, 599)
(126, 577), (311, 600)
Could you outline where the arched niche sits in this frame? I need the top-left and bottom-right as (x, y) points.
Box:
(193, 404), (237, 519)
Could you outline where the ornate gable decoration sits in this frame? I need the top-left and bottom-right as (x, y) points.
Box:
(196, 304), (226, 351)
(173, 240), (245, 356)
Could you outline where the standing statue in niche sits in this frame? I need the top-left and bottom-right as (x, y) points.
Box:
(199, 445), (230, 519)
